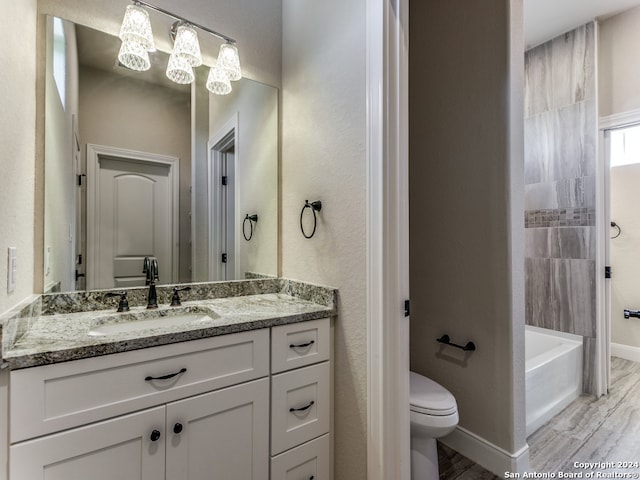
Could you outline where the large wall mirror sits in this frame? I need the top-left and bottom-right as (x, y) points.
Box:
(43, 14), (278, 293)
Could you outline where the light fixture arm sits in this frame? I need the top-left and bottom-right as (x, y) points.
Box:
(133, 0), (237, 45)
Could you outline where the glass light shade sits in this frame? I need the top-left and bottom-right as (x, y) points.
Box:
(119, 5), (155, 52)
(118, 40), (151, 71)
(217, 43), (242, 81)
(172, 24), (202, 67)
(166, 54), (194, 84)
(206, 64), (232, 95)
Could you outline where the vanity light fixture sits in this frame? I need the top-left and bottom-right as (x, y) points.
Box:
(117, 0), (242, 94)
(118, 4), (155, 71)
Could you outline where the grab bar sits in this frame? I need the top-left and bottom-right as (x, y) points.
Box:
(436, 334), (476, 352)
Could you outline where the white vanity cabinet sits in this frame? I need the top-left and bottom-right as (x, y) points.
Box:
(270, 318), (332, 480)
(9, 330), (270, 480)
(10, 379), (269, 480)
(7, 318), (332, 480)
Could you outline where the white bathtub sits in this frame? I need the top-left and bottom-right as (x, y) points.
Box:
(525, 325), (583, 436)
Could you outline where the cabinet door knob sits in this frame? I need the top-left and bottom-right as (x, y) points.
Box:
(150, 429), (161, 442)
(173, 422), (184, 434)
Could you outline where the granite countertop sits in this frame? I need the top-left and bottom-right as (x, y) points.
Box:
(2, 289), (335, 370)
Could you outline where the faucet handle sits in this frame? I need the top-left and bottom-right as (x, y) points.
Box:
(170, 286), (192, 307)
(104, 291), (130, 312)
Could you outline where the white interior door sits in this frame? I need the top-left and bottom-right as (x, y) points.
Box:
(208, 116), (238, 281)
(87, 145), (179, 290)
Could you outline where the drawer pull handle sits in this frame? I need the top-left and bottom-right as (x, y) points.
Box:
(173, 423), (184, 434)
(289, 400), (315, 413)
(150, 429), (161, 442)
(145, 367), (187, 382)
(289, 340), (315, 349)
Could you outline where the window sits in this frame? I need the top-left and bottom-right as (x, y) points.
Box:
(610, 124), (640, 167)
(52, 17), (66, 109)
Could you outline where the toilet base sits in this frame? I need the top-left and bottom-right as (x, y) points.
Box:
(411, 435), (439, 479)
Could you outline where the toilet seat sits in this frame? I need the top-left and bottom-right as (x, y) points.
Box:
(409, 371), (457, 416)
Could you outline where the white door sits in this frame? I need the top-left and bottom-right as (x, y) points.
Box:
(87, 145), (179, 289)
(10, 406), (166, 480)
(165, 378), (269, 480)
(209, 117), (238, 281)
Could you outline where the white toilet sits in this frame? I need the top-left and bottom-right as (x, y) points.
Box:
(410, 371), (459, 479)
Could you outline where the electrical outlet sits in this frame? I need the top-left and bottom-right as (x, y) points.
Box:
(7, 247), (17, 293)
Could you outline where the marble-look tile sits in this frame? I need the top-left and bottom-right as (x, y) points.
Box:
(583, 337), (598, 396)
(554, 100), (597, 180)
(525, 42), (553, 117)
(549, 259), (596, 337)
(525, 229), (550, 258)
(526, 227), (595, 260)
(548, 227), (596, 260)
(551, 23), (596, 109)
(525, 258), (596, 337)
(525, 258), (552, 327)
(524, 111), (555, 184)
(524, 176), (596, 211)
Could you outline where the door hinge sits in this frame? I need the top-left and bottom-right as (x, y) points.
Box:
(221, 176), (228, 186)
(605, 266), (612, 279)
(77, 174), (86, 186)
(221, 253), (227, 263)
(404, 299), (410, 317)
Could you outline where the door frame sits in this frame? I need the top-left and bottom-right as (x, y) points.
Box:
(366, 0), (410, 479)
(86, 144), (180, 289)
(599, 108), (640, 389)
(208, 114), (239, 281)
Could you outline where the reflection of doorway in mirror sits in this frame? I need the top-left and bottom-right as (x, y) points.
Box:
(209, 116), (238, 281)
(86, 144), (179, 290)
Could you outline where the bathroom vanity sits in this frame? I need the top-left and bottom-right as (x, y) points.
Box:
(0, 278), (336, 480)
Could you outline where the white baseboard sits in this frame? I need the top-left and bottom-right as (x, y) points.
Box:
(611, 343), (640, 363)
(440, 426), (530, 476)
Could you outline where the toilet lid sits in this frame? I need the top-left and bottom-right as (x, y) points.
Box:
(409, 371), (458, 416)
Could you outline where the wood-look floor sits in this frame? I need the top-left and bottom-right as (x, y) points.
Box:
(437, 357), (640, 479)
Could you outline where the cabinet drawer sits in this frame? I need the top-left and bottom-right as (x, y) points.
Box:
(271, 362), (330, 455)
(10, 329), (269, 443)
(271, 318), (330, 373)
(271, 434), (330, 480)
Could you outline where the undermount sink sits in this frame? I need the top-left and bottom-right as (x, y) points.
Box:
(88, 307), (218, 337)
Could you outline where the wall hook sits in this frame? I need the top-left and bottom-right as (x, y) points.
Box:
(300, 200), (322, 239)
(243, 214), (258, 241)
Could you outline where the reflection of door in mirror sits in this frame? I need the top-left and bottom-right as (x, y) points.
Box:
(209, 121), (237, 281)
(86, 145), (179, 290)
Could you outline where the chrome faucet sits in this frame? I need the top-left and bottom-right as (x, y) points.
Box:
(143, 256), (159, 309)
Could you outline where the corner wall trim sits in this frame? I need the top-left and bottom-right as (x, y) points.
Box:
(440, 426), (530, 476)
(611, 343), (640, 363)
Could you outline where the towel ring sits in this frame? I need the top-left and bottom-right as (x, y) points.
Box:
(611, 221), (621, 239)
(300, 200), (322, 239)
(243, 214), (258, 241)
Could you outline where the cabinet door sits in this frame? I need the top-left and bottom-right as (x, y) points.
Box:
(10, 406), (165, 480)
(166, 378), (269, 480)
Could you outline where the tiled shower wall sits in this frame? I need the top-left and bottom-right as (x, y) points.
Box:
(524, 23), (598, 394)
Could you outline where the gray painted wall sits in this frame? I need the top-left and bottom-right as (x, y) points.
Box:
(409, 0), (526, 459)
(524, 23), (598, 394)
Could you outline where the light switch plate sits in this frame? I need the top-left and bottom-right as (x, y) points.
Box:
(7, 247), (17, 293)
